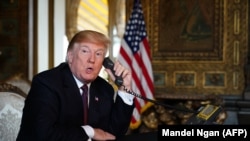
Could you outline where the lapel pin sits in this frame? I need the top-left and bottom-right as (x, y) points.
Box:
(95, 96), (99, 101)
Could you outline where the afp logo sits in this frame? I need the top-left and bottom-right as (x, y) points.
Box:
(222, 129), (247, 138)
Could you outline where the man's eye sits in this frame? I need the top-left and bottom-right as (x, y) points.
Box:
(96, 52), (104, 57)
(82, 50), (89, 53)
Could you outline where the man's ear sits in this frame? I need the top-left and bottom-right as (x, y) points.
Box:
(67, 51), (73, 63)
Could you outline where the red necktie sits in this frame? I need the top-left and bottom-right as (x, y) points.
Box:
(81, 84), (88, 124)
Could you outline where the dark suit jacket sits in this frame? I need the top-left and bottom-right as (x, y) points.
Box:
(17, 63), (135, 141)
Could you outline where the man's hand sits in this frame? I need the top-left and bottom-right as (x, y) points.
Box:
(93, 128), (116, 141)
(105, 60), (132, 91)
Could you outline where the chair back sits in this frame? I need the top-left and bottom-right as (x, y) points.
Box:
(6, 74), (31, 94)
(0, 83), (26, 141)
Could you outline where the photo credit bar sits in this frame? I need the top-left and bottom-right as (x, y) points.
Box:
(158, 125), (249, 140)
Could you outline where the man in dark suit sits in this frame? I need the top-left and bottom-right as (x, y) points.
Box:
(17, 30), (135, 141)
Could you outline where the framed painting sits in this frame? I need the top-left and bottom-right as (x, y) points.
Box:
(149, 0), (223, 61)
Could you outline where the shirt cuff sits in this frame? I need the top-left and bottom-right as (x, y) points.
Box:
(82, 125), (94, 138)
(117, 90), (134, 105)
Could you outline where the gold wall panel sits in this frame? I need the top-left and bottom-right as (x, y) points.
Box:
(126, 0), (249, 97)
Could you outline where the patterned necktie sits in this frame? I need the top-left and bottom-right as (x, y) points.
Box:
(81, 84), (88, 124)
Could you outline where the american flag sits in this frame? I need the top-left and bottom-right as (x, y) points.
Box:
(117, 0), (154, 129)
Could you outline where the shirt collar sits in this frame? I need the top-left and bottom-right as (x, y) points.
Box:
(72, 74), (91, 88)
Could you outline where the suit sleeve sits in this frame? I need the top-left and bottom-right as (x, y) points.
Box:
(17, 76), (88, 141)
(108, 91), (135, 138)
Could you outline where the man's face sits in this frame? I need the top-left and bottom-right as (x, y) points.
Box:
(67, 42), (106, 83)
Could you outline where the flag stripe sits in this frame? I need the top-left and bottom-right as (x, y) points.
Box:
(119, 41), (132, 68)
(118, 0), (154, 129)
(138, 41), (154, 95)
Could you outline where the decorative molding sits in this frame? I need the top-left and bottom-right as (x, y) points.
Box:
(65, 0), (80, 41)
(203, 72), (226, 88)
(174, 71), (196, 88)
(153, 71), (166, 87)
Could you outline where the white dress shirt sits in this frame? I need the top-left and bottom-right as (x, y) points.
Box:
(73, 75), (134, 140)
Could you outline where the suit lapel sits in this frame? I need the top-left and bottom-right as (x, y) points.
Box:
(87, 82), (102, 125)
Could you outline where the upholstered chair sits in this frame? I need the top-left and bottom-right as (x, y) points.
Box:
(0, 83), (26, 141)
(5, 74), (31, 95)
